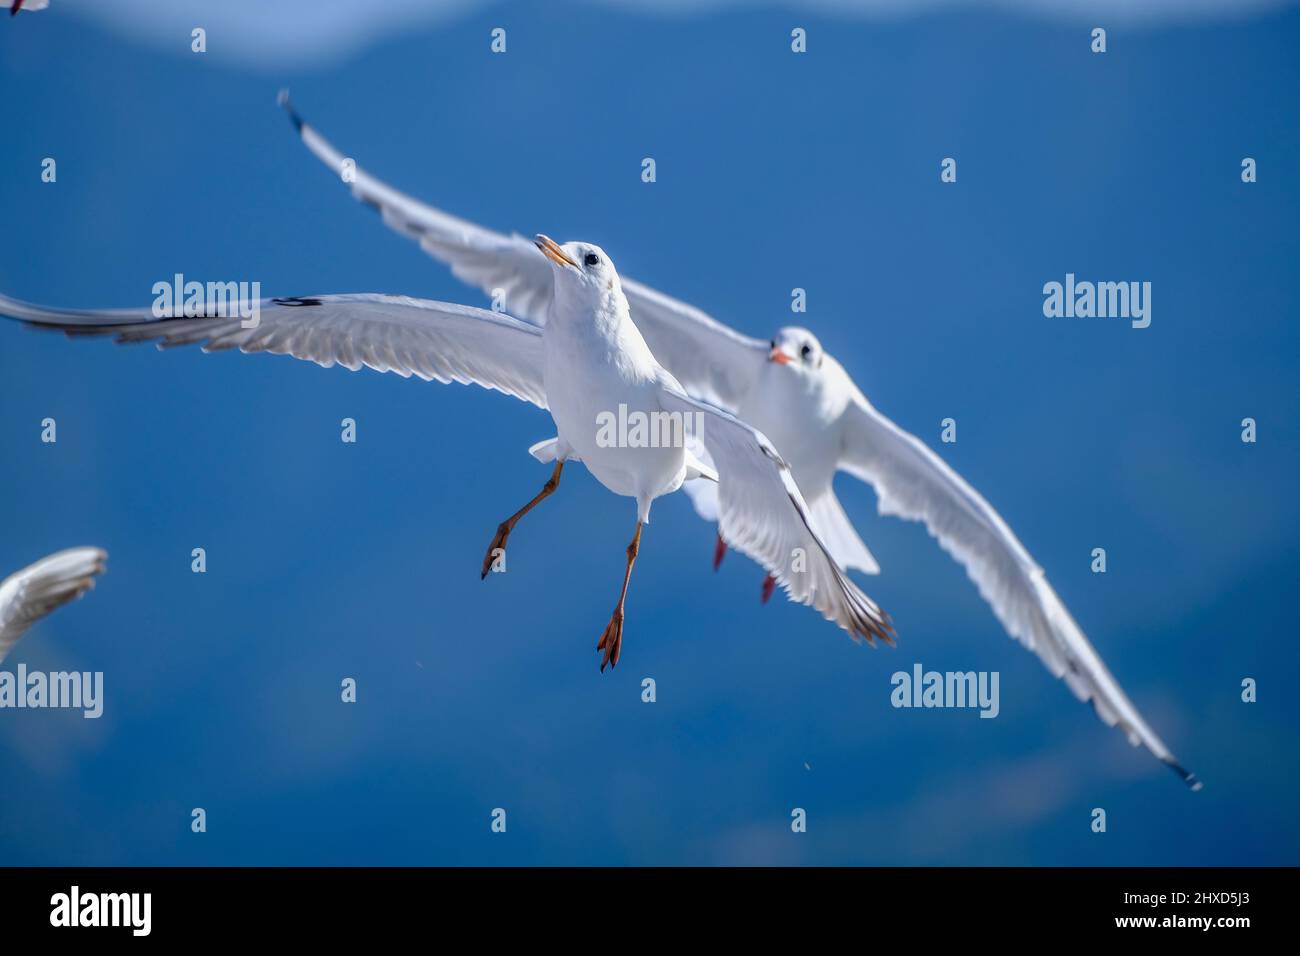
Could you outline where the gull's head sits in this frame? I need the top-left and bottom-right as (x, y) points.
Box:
(534, 235), (621, 302)
(769, 326), (824, 372)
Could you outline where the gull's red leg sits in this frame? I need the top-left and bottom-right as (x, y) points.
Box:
(598, 521), (642, 671)
(713, 531), (727, 571)
(480, 460), (564, 579)
(761, 573), (776, 604)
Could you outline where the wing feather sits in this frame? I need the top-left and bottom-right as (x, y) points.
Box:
(0, 292), (548, 409)
(0, 548), (107, 664)
(839, 391), (1199, 788)
(659, 385), (893, 644)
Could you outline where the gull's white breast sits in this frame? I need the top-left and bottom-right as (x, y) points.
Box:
(542, 309), (688, 508)
(737, 360), (851, 500)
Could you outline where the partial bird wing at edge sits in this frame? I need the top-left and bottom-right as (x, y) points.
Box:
(0, 547), (107, 665)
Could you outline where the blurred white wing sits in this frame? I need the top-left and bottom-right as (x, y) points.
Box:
(0, 547), (106, 664)
(281, 95), (767, 408)
(839, 390), (1199, 788)
(0, 292), (548, 409)
(658, 384), (893, 645)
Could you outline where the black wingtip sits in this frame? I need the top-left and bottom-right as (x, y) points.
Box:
(1166, 759), (1203, 792)
(277, 89), (304, 133)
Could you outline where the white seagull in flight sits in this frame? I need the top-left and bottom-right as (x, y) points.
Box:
(0, 547), (107, 664)
(0, 242), (893, 672)
(278, 96), (1199, 788)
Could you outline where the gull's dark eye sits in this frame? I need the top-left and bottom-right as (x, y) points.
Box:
(800, 344), (813, 360)
(584, 253), (600, 267)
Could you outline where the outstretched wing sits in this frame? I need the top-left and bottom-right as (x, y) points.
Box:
(0, 548), (107, 664)
(838, 390), (1199, 788)
(280, 95), (767, 408)
(0, 291), (548, 409)
(658, 384), (893, 645)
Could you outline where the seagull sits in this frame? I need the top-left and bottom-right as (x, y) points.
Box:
(278, 98), (1199, 788)
(1, 547), (107, 665)
(0, 242), (893, 671)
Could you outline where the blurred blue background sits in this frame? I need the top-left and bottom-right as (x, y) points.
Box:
(1, 0), (1297, 865)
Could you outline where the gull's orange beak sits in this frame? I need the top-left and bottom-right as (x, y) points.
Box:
(768, 345), (792, 365)
(535, 234), (577, 269)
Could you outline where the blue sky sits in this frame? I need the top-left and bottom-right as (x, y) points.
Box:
(1, 1), (1297, 865)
